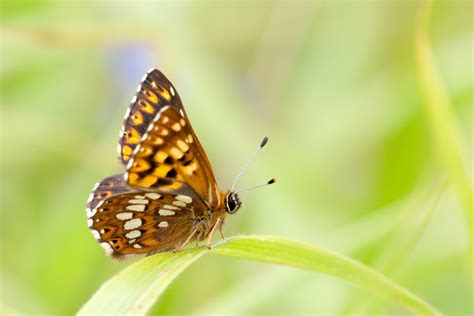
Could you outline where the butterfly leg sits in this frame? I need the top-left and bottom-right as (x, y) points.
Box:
(174, 226), (199, 253)
(219, 220), (225, 239)
(206, 217), (222, 249)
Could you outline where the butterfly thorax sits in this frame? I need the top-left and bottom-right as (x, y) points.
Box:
(187, 191), (240, 242)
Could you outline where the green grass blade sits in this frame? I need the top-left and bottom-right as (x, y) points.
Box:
(340, 179), (446, 314)
(414, 0), (473, 240)
(79, 236), (442, 316)
(78, 249), (205, 315)
(211, 236), (442, 316)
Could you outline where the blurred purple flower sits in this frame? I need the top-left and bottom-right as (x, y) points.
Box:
(107, 42), (157, 92)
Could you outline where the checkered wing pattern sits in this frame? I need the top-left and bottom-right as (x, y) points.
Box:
(87, 68), (236, 258)
(118, 69), (186, 166)
(124, 106), (220, 208)
(86, 174), (206, 258)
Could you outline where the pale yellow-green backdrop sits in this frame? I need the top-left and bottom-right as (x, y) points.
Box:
(1, 1), (472, 315)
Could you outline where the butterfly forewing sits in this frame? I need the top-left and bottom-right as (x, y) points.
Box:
(86, 174), (207, 258)
(125, 106), (220, 207)
(119, 69), (185, 166)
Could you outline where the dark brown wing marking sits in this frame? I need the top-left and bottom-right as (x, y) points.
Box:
(86, 174), (207, 258)
(124, 106), (220, 207)
(118, 68), (186, 166)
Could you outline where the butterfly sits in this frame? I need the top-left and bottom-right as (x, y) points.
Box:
(86, 68), (273, 259)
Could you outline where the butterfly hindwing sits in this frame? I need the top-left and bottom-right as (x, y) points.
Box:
(118, 68), (185, 166)
(86, 174), (206, 258)
(124, 106), (220, 207)
(86, 174), (141, 213)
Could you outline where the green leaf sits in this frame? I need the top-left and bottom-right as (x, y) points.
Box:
(79, 236), (442, 316)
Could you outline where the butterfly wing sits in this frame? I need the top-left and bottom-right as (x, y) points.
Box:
(124, 105), (221, 208)
(86, 174), (204, 258)
(118, 68), (186, 166)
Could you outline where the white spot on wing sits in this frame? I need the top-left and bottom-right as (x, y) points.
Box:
(124, 218), (142, 230)
(158, 221), (169, 228)
(116, 212), (133, 220)
(145, 193), (161, 200)
(153, 110), (163, 123)
(96, 200), (104, 208)
(100, 242), (113, 255)
(124, 107), (131, 120)
(176, 195), (192, 203)
(92, 182), (100, 191)
(87, 219), (93, 227)
(132, 148), (142, 160)
(134, 195), (146, 199)
(146, 122), (155, 132)
(170, 86), (175, 96)
(126, 204), (146, 212)
(86, 207), (96, 218)
(125, 230), (141, 239)
(172, 201), (186, 207)
(133, 244), (142, 249)
(163, 205), (179, 210)
(91, 230), (101, 240)
(129, 199), (149, 204)
(159, 209), (175, 216)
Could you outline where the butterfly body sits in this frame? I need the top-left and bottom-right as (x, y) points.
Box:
(86, 68), (243, 259)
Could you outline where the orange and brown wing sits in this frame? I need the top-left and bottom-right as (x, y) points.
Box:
(124, 106), (220, 207)
(118, 68), (186, 166)
(86, 174), (203, 258)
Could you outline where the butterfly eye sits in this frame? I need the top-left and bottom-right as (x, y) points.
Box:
(225, 193), (241, 214)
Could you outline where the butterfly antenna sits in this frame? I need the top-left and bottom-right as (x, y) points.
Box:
(230, 136), (270, 193)
(232, 178), (276, 196)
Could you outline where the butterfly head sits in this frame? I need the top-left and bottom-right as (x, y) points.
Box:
(225, 192), (242, 214)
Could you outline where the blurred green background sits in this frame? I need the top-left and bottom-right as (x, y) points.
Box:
(1, 1), (472, 315)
